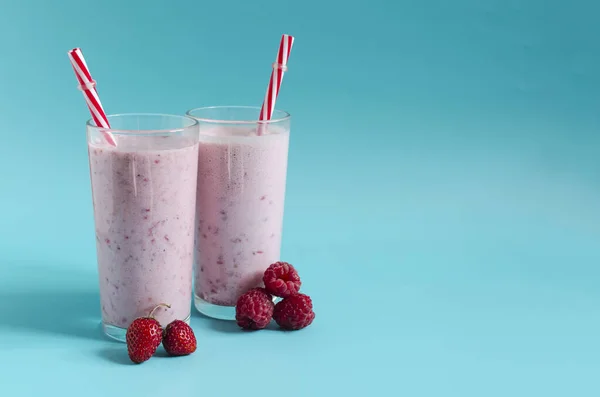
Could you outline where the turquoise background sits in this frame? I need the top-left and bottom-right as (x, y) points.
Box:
(1, 0), (599, 395)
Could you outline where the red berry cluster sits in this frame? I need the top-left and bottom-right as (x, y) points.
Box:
(235, 262), (315, 331)
(125, 303), (197, 364)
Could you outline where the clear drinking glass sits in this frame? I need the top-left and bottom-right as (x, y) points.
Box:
(87, 114), (200, 341)
(186, 106), (291, 320)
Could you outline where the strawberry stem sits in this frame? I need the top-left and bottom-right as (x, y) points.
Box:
(148, 303), (171, 318)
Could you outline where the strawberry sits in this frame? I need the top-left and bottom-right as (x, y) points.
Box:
(162, 320), (197, 356)
(125, 303), (170, 364)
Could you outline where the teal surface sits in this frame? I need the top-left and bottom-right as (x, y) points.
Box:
(1, 0), (600, 396)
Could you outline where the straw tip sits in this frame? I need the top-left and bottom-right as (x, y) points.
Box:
(68, 47), (81, 55)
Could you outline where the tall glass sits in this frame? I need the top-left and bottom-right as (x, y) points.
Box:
(87, 114), (200, 341)
(186, 106), (291, 320)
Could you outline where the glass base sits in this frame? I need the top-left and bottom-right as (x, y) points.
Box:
(194, 294), (236, 320)
(102, 313), (191, 342)
(194, 294), (281, 321)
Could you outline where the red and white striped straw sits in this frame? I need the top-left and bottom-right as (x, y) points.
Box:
(67, 48), (117, 146)
(258, 34), (294, 135)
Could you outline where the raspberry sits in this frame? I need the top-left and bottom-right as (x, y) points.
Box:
(273, 294), (315, 330)
(263, 261), (301, 298)
(235, 288), (274, 330)
(162, 320), (197, 356)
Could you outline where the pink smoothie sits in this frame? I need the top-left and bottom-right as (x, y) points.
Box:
(89, 135), (199, 328)
(195, 126), (289, 306)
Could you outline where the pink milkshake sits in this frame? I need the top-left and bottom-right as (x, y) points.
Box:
(87, 114), (199, 341)
(187, 106), (291, 319)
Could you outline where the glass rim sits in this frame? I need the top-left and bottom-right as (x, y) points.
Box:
(86, 113), (199, 135)
(186, 106), (291, 125)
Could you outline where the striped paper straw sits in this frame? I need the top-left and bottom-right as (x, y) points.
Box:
(67, 48), (117, 146)
(257, 34), (294, 135)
